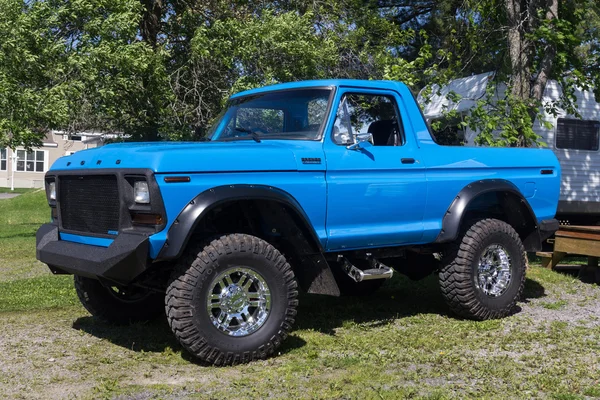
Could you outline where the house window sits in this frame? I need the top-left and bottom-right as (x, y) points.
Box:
(556, 118), (600, 151)
(0, 149), (6, 171)
(15, 149), (46, 172)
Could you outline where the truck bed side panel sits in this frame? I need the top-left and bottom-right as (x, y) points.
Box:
(419, 144), (561, 243)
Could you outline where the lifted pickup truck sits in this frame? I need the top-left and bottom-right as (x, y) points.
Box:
(36, 79), (560, 365)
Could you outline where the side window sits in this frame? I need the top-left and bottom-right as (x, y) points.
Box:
(230, 108), (285, 134)
(332, 94), (403, 146)
(430, 115), (466, 146)
(555, 118), (599, 151)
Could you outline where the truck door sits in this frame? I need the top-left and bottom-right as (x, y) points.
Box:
(324, 88), (427, 251)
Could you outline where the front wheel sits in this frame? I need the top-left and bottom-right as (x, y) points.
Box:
(439, 218), (527, 320)
(165, 234), (298, 365)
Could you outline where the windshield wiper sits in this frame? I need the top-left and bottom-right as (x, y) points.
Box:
(233, 127), (262, 143)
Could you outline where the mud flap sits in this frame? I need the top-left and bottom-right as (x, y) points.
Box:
(294, 254), (340, 296)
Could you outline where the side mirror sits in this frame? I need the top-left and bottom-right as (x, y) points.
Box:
(347, 133), (374, 150)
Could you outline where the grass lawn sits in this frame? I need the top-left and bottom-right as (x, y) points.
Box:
(1, 192), (600, 399)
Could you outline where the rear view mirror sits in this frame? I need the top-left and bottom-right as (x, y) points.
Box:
(347, 133), (374, 150)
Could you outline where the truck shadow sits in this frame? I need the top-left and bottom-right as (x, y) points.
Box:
(72, 274), (546, 363)
(293, 274), (545, 335)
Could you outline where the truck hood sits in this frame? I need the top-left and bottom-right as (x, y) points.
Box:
(49, 141), (316, 173)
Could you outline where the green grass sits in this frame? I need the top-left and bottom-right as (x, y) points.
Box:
(0, 190), (51, 282)
(540, 299), (569, 310)
(0, 275), (79, 313)
(1, 192), (600, 399)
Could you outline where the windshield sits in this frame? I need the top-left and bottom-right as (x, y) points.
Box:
(208, 88), (332, 141)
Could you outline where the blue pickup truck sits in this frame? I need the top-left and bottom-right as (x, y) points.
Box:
(36, 79), (560, 365)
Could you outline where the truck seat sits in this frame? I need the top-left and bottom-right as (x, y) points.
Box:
(368, 120), (400, 146)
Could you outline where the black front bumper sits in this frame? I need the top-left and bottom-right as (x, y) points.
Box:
(36, 224), (150, 285)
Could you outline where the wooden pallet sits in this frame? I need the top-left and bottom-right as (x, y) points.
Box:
(536, 225), (600, 272)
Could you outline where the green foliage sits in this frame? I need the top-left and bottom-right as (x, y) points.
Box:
(0, 0), (598, 145)
(0, 0), (167, 146)
(418, 0), (600, 147)
(468, 83), (545, 148)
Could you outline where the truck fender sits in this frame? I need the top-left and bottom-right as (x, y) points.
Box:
(157, 184), (340, 296)
(435, 179), (538, 246)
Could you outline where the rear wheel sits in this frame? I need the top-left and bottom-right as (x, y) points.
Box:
(439, 218), (527, 320)
(165, 234), (298, 365)
(74, 275), (164, 324)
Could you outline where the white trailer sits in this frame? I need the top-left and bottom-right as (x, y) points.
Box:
(419, 72), (600, 223)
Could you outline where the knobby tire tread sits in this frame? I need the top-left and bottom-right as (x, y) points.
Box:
(439, 218), (526, 320)
(165, 234), (298, 366)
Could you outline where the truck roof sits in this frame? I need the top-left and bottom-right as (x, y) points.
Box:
(231, 79), (410, 99)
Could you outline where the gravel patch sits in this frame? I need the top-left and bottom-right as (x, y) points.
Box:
(519, 276), (600, 327)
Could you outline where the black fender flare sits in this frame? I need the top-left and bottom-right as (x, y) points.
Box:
(156, 184), (339, 296)
(435, 179), (538, 244)
(157, 184), (324, 260)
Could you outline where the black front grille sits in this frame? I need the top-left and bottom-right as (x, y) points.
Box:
(59, 175), (120, 235)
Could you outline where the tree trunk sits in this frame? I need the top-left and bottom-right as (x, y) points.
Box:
(505, 0), (531, 100)
(505, 0), (559, 146)
(140, 0), (163, 48)
(531, 0), (559, 102)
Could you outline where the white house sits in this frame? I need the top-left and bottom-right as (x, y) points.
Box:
(420, 72), (600, 221)
(0, 131), (118, 189)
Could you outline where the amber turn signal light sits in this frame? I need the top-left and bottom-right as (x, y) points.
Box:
(164, 176), (190, 183)
(131, 213), (164, 225)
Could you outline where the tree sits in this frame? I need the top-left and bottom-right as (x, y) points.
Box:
(405, 0), (600, 147)
(0, 0), (417, 145)
(1, 0), (598, 147)
(0, 0), (168, 148)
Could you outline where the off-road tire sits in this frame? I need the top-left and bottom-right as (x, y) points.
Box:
(74, 275), (164, 324)
(439, 218), (527, 320)
(165, 234), (298, 365)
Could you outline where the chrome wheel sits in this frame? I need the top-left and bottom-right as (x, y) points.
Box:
(207, 267), (271, 337)
(477, 244), (512, 297)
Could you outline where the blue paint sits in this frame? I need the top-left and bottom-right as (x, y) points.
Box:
(47, 79), (561, 260)
(60, 232), (114, 248)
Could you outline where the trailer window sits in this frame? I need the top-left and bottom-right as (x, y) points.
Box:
(555, 118), (599, 151)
